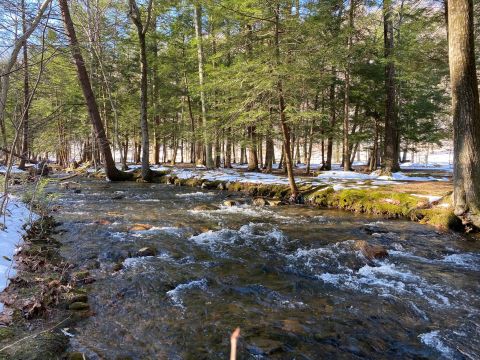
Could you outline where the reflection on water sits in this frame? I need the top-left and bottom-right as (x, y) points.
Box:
(52, 180), (480, 359)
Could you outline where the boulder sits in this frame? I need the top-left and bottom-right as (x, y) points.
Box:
(354, 240), (388, 260)
(253, 198), (267, 206)
(136, 246), (157, 257)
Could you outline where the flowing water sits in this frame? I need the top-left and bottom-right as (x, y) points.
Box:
(50, 179), (480, 359)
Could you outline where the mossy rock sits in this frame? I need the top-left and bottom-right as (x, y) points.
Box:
(305, 187), (335, 206)
(330, 189), (422, 218)
(1, 331), (68, 360)
(67, 352), (88, 360)
(0, 327), (14, 341)
(72, 271), (90, 280)
(417, 208), (463, 230)
(66, 293), (88, 305)
(69, 302), (90, 311)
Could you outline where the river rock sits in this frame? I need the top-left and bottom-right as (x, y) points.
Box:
(266, 199), (283, 206)
(67, 352), (88, 360)
(253, 198), (267, 206)
(129, 223), (152, 231)
(247, 338), (284, 355)
(68, 293), (88, 304)
(69, 302), (90, 311)
(136, 246), (157, 257)
(354, 240), (388, 260)
(73, 270), (90, 280)
(95, 219), (111, 225)
(281, 319), (306, 334)
(193, 204), (219, 211)
(223, 200), (237, 207)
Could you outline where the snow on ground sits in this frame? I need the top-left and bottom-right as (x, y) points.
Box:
(150, 163), (449, 196)
(0, 196), (37, 312)
(0, 166), (26, 174)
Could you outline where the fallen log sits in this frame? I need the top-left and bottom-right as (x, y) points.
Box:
(0, 147), (38, 164)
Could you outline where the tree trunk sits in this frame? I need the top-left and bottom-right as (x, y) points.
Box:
(128, 0), (153, 181)
(343, 0), (355, 171)
(59, 0), (131, 181)
(382, 0), (400, 174)
(18, 0), (29, 170)
(275, 4), (298, 200)
(264, 134), (274, 173)
(194, 4), (214, 168)
(325, 68), (336, 170)
(448, 0), (480, 227)
(247, 126), (259, 171)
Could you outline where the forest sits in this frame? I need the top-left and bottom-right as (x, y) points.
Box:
(0, 0), (479, 359)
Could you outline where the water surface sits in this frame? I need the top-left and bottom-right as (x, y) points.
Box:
(52, 180), (480, 359)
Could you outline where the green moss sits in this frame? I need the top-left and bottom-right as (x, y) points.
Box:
(329, 189), (422, 218)
(305, 186), (335, 206)
(418, 208), (462, 230)
(0, 327), (14, 340)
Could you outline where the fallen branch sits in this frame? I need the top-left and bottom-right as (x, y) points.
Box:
(0, 147), (38, 164)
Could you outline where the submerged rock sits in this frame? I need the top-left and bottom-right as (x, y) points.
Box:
(94, 219), (112, 226)
(69, 302), (90, 311)
(136, 246), (157, 257)
(354, 240), (388, 260)
(193, 204), (219, 211)
(129, 223), (152, 231)
(247, 338), (284, 355)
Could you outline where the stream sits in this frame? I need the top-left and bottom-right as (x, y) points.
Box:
(50, 179), (480, 359)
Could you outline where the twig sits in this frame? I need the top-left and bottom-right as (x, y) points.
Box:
(0, 315), (71, 353)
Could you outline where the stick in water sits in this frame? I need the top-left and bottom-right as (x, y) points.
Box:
(230, 327), (241, 360)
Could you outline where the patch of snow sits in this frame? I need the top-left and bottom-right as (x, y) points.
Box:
(412, 194), (443, 203)
(0, 196), (38, 312)
(0, 166), (25, 174)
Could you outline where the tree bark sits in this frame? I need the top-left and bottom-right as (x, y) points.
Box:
(448, 0), (480, 227)
(382, 0), (400, 174)
(18, 0), (30, 170)
(59, 0), (131, 181)
(128, 0), (153, 181)
(324, 68), (336, 170)
(275, 4), (298, 200)
(343, 0), (355, 171)
(194, 4), (214, 168)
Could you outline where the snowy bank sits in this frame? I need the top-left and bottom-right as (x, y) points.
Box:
(0, 196), (37, 312)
